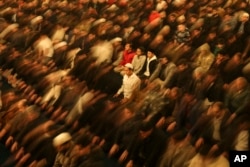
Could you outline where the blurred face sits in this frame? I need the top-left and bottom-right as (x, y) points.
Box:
(88, 33), (96, 41)
(139, 129), (153, 139)
(123, 108), (134, 119)
(123, 67), (133, 76)
(169, 88), (179, 99)
(177, 24), (186, 32)
(168, 14), (176, 22)
(241, 14), (249, 22)
(113, 25), (121, 32)
(207, 104), (221, 118)
(62, 76), (73, 86)
(232, 53), (241, 63)
(160, 57), (168, 64)
(154, 35), (163, 43)
(125, 44), (132, 51)
(147, 51), (154, 58)
(177, 64), (187, 71)
(184, 93), (194, 103)
(216, 54), (224, 61)
(204, 74), (216, 84)
(216, 43), (224, 49)
(235, 78), (247, 92)
(57, 141), (71, 153)
(192, 29), (201, 37)
(189, 16), (197, 24)
(136, 48), (142, 56)
(208, 32), (216, 40)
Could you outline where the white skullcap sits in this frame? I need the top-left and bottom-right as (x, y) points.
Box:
(44, 9), (52, 17)
(0, 23), (19, 39)
(176, 15), (186, 23)
(242, 12), (249, 18)
(110, 37), (122, 43)
(172, 0), (186, 7)
(53, 132), (72, 147)
(0, 7), (12, 15)
(30, 16), (43, 25)
(54, 41), (67, 50)
(92, 18), (106, 27)
(60, 0), (68, 5)
(156, 1), (167, 11)
(125, 63), (133, 70)
(107, 4), (119, 11)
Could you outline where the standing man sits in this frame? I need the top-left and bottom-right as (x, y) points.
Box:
(114, 63), (141, 104)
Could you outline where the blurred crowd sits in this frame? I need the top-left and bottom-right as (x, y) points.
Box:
(0, 0), (250, 167)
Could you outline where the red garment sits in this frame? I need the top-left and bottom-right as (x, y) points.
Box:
(107, 0), (116, 5)
(148, 11), (161, 23)
(120, 50), (135, 65)
(118, 0), (128, 7)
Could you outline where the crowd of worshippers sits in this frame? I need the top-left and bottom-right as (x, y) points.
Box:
(0, 0), (250, 167)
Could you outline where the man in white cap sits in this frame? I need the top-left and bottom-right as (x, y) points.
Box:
(53, 132), (73, 167)
(114, 63), (141, 104)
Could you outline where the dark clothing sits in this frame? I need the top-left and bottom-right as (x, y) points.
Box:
(167, 67), (193, 91)
(233, 20), (250, 41)
(203, 15), (221, 33)
(202, 78), (225, 102)
(224, 87), (250, 116)
(14, 116), (47, 145)
(53, 81), (85, 111)
(189, 113), (231, 151)
(24, 134), (57, 167)
(139, 58), (158, 78)
(223, 38), (244, 58)
(221, 63), (244, 84)
(93, 69), (122, 95)
(175, 98), (205, 130)
(114, 115), (143, 149)
(127, 128), (168, 167)
(73, 147), (106, 167)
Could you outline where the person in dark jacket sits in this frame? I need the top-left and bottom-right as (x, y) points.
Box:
(119, 121), (168, 167)
(139, 49), (158, 78)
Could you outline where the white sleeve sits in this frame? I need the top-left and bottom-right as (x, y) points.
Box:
(234, 130), (249, 151)
(41, 85), (61, 104)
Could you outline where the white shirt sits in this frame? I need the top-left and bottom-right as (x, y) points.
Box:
(91, 40), (113, 65)
(41, 84), (62, 106)
(66, 91), (95, 122)
(35, 35), (54, 58)
(51, 27), (66, 43)
(144, 55), (157, 77)
(212, 117), (222, 141)
(188, 154), (229, 167)
(131, 55), (146, 74)
(117, 73), (141, 99)
(234, 130), (249, 151)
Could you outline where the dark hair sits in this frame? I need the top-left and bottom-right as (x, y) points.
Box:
(176, 58), (188, 66)
(140, 121), (154, 132)
(217, 50), (227, 56)
(137, 47), (145, 53)
(198, 142), (213, 156)
(172, 128), (188, 141)
(147, 48), (155, 54)
(74, 134), (92, 147)
(211, 101), (225, 111)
